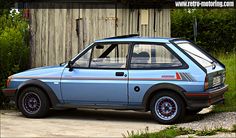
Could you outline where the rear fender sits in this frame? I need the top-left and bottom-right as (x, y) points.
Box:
(142, 83), (187, 110)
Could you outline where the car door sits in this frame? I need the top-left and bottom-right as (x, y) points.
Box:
(61, 43), (130, 106)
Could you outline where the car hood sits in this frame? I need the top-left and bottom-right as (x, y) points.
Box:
(12, 65), (65, 79)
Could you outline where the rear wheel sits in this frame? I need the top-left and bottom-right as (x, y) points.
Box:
(150, 92), (185, 124)
(18, 87), (49, 118)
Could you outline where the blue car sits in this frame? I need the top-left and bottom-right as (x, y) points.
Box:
(3, 35), (228, 124)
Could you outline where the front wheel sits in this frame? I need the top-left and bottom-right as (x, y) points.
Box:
(18, 87), (50, 118)
(150, 92), (185, 124)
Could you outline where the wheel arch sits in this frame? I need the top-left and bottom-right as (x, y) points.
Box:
(16, 79), (60, 109)
(142, 83), (187, 111)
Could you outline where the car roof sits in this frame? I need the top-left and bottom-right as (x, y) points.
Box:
(95, 36), (176, 43)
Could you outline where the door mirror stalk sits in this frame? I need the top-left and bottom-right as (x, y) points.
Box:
(68, 61), (73, 71)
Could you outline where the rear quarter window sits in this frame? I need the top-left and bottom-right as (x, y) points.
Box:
(176, 42), (213, 68)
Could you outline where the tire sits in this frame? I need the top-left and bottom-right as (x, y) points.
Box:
(186, 108), (203, 115)
(150, 92), (185, 124)
(18, 87), (50, 118)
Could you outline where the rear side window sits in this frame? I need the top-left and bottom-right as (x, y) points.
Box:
(130, 44), (182, 69)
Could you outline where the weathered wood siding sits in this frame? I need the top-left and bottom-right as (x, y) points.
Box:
(30, 7), (170, 67)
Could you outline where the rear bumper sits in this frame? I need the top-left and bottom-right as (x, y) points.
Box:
(185, 85), (228, 109)
(2, 88), (17, 100)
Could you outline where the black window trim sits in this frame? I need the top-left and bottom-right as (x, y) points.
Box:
(69, 41), (189, 70)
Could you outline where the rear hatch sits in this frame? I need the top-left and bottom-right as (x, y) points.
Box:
(174, 40), (226, 90)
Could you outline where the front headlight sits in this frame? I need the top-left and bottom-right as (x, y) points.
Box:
(6, 76), (12, 87)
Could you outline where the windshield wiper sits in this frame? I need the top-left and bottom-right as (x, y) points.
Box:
(184, 50), (216, 69)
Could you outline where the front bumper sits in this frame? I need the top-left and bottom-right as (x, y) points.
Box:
(2, 88), (17, 100)
(184, 85), (228, 109)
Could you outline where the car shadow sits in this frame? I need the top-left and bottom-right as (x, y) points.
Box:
(181, 112), (214, 123)
(47, 108), (155, 123)
(41, 108), (214, 124)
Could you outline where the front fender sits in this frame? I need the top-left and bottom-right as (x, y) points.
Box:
(16, 79), (60, 108)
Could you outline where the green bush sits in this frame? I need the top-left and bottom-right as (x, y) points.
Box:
(171, 9), (236, 53)
(0, 9), (29, 107)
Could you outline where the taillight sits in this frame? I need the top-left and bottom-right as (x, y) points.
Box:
(204, 76), (209, 90)
(222, 73), (226, 83)
(6, 76), (12, 87)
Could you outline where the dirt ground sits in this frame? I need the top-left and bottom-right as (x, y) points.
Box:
(1, 109), (168, 137)
(0, 108), (235, 137)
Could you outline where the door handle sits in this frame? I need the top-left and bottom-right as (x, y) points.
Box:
(116, 72), (124, 76)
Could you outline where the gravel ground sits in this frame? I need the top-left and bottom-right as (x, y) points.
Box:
(178, 112), (236, 130)
(177, 111), (236, 138)
(177, 133), (236, 138)
(1, 108), (235, 137)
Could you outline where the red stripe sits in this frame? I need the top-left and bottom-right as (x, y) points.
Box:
(3, 89), (16, 93)
(176, 72), (182, 80)
(13, 76), (182, 81)
(129, 78), (177, 81)
(185, 93), (209, 97)
(63, 77), (127, 80)
(13, 76), (60, 79)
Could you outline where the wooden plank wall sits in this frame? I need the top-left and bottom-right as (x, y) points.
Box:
(30, 6), (170, 67)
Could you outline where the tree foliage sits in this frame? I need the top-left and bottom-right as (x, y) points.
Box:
(171, 9), (236, 53)
(0, 10), (29, 78)
(0, 9), (30, 106)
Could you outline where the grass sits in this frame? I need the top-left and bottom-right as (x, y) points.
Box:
(233, 124), (236, 133)
(213, 52), (236, 112)
(126, 125), (236, 138)
(125, 126), (193, 138)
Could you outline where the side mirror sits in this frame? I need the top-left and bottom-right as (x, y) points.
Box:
(68, 61), (73, 71)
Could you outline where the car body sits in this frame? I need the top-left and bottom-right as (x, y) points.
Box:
(3, 35), (228, 124)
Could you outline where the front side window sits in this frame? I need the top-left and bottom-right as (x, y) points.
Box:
(73, 49), (92, 68)
(73, 43), (129, 69)
(131, 44), (182, 69)
(90, 43), (129, 68)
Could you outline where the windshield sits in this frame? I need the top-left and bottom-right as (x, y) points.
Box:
(176, 42), (214, 68)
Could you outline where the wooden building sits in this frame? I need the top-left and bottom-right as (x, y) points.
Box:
(29, 4), (171, 67)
